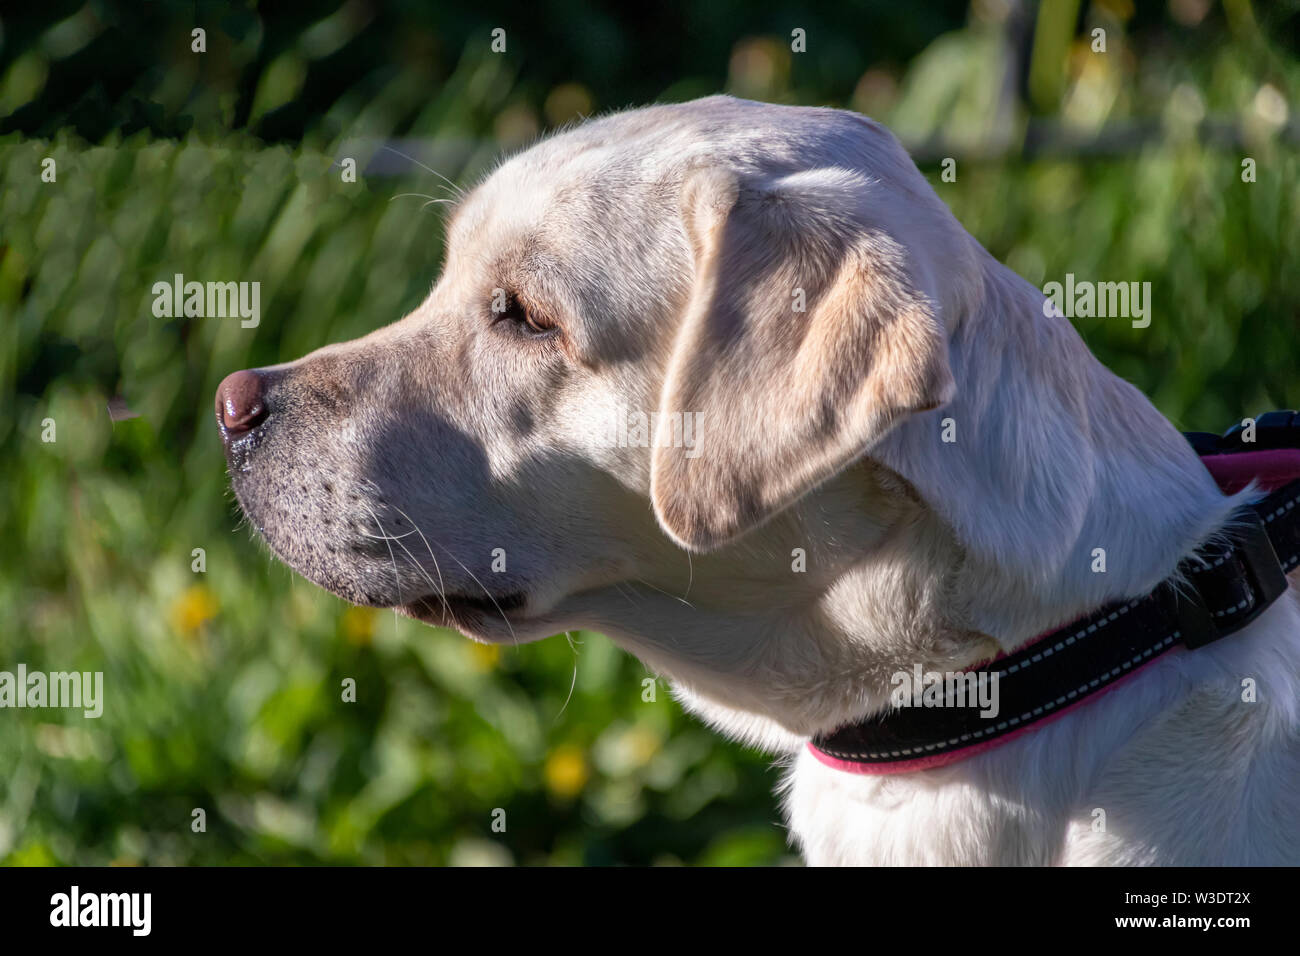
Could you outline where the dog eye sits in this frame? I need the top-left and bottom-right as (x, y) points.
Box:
(499, 294), (556, 336)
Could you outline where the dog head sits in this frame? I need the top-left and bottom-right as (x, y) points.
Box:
(216, 96), (977, 658)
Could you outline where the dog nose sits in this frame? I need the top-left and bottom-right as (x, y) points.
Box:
(216, 369), (268, 435)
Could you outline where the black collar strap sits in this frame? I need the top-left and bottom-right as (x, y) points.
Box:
(810, 468), (1300, 776)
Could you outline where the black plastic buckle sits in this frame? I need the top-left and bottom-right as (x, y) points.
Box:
(1219, 409), (1299, 450)
(1169, 512), (1289, 650)
(1230, 512), (1290, 630)
(1185, 408), (1300, 454)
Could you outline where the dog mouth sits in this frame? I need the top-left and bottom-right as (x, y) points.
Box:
(397, 590), (529, 627)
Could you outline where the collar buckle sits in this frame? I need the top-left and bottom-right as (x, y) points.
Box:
(1171, 511), (1288, 650)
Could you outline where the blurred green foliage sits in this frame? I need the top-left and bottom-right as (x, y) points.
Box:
(1, 1), (1297, 865)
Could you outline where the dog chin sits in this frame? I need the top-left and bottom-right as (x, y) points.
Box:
(395, 592), (546, 643)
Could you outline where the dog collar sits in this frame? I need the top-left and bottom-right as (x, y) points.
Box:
(810, 413), (1300, 775)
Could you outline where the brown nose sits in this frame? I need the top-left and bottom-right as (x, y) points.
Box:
(215, 369), (268, 435)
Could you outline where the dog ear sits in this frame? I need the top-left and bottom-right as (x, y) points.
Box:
(650, 167), (955, 552)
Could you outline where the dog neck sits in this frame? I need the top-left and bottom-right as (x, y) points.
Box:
(631, 256), (1240, 752)
(873, 255), (1240, 649)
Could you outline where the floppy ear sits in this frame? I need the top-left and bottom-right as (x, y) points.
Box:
(650, 167), (955, 552)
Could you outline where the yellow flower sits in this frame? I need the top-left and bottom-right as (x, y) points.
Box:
(623, 725), (661, 767)
(170, 584), (218, 636)
(544, 744), (589, 799)
(467, 641), (501, 671)
(340, 606), (375, 646)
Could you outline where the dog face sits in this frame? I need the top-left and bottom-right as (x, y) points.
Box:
(218, 133), (687, 642)
(216, 96), (970, 688)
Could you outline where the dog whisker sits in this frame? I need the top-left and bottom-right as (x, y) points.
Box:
(631, 576), (696, 609)
(379, 504), (452, 624)
(389, 504), (517, 646)
(553, 631), (579, 723)
(363, 503), (405, 613)
(389, 193), (460, 217)
(381, 144), (467, 200)
(358, 528), (420, 541)
(389, 534), (453, 622)
(611, 581), (640, 609)
(386, 505), (451, 621)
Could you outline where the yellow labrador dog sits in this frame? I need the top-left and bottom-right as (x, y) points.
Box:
(216, 96), (1300, 865)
